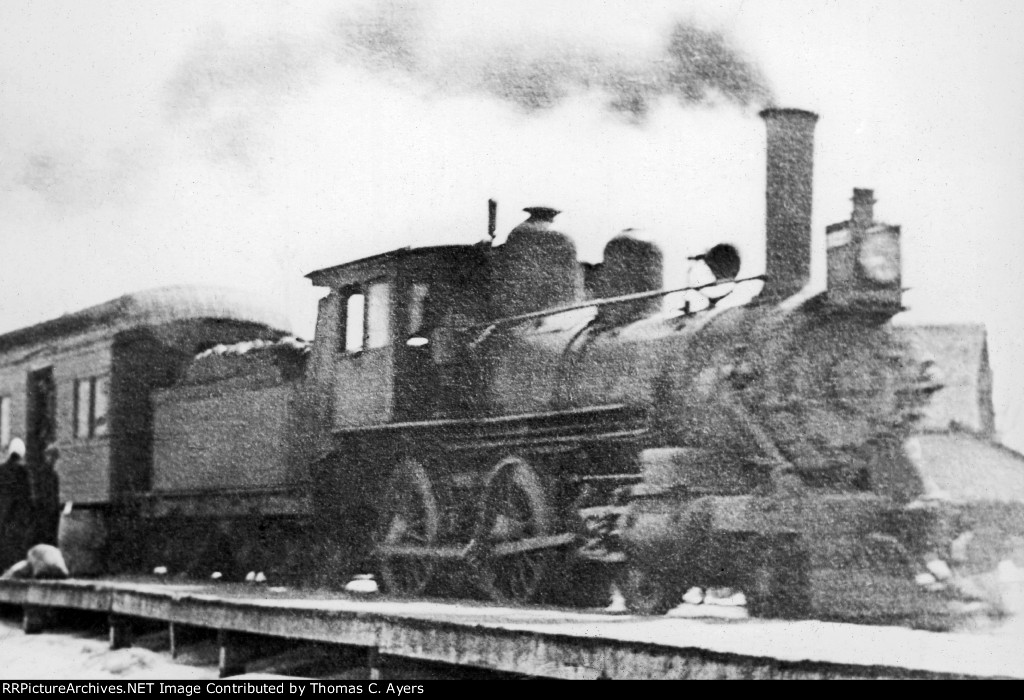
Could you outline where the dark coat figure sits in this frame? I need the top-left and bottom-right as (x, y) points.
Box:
(0, 439), (33, 570)
(32, 444), (61, 548)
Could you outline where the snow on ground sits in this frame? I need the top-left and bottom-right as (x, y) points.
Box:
(0, 618), (217, 681)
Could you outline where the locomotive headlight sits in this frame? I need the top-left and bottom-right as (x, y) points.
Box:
(858, 229), (900, 284)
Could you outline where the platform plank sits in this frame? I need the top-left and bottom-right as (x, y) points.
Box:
(0, 579), (1018, 679)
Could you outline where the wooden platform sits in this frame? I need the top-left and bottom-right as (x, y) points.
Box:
(0, 578), (1020, 679)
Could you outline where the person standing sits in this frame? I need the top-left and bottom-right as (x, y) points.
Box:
(32, 444), (61, 548)
(0, 438), (32, 570)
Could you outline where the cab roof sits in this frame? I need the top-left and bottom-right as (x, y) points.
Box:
(306, 244), (484, 289)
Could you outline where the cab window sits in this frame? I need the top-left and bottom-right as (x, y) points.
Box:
(408, 282), (430, 337)
(342, 291), (365, 353)
(366, 281), (391, 349)
(339, 280), (391, 353)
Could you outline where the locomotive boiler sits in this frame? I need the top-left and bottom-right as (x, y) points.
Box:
(0, 107), (964, 623)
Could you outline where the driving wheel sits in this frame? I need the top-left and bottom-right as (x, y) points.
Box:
(377, 458), (440, 596)
(475, 456), (554, 604)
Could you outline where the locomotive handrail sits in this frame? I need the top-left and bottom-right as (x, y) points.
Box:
(466, 274), (767, 337)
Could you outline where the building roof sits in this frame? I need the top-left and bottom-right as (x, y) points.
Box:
(896, 323), (995, 437)
(0, 286), (292, 355)
(914, 432), (1024, 503)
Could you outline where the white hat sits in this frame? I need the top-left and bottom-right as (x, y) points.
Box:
(6, 438), (25, 461)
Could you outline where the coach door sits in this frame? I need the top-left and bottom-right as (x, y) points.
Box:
(26, 367), (56, 467)
(332, 279), (395, 428)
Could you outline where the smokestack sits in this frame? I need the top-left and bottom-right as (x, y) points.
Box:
(759, 108), (819, 300)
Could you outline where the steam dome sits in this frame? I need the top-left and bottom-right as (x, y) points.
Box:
(597, 231), (664, 324)
(492, 207), (583, 317)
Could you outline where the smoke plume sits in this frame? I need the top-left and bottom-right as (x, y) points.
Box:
(164, 1), (773, 148)
(334, 4), (773, 116)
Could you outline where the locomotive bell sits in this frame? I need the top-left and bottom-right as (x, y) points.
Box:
(693, 243), (741, 282)
(826, 188), (903, 315)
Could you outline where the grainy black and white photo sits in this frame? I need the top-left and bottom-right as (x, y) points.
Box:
(0, 0), (1021, 682)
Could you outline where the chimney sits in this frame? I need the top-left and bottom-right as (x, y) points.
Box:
(851, 188), (875, 228)
(759, 108), (819, 300)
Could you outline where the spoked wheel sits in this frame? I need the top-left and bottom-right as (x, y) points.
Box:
(377, 458), (440, 597)
(475, 456), (554, 604)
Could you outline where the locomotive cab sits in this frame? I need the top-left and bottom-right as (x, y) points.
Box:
(306, 244), (490, 428)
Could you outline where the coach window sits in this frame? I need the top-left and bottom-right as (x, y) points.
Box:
(0, 396), (10, 450)
(92, 376), (109, 436)
(74, 376), (109, 438)
(74, 379), (89, 438)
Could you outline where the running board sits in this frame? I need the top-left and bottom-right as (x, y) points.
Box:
(335, 403), (649, 453)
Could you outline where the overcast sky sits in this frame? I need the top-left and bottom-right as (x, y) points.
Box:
(1, 0), (1022, 449)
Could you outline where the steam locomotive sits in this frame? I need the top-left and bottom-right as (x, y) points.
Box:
(0, 108), (958, 622)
